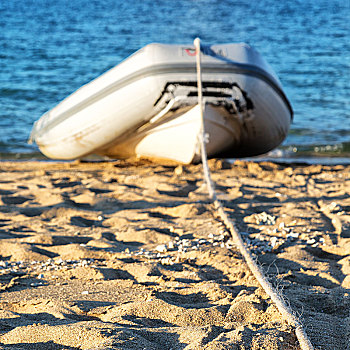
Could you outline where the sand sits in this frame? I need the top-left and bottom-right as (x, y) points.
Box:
(0, 158), (349, 350)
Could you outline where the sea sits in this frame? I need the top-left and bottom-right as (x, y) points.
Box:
(1, 0), (349, 163)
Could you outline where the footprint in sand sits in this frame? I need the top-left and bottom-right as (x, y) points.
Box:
(1, 195), (31, 205)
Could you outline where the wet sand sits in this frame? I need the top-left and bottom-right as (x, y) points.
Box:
(0, 159), (349, 349)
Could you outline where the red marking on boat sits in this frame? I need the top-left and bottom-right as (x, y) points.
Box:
(185, 48), (196, 56)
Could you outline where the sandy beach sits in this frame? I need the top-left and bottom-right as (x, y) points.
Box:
(0, 159), (349, 349)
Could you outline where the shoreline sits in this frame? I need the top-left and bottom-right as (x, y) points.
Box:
(1, 154), (350, 166)
(2, 140), (349, 164)
(0, 159), (349, 349)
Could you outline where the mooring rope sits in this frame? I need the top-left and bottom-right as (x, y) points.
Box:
(193, 38), (314, 350)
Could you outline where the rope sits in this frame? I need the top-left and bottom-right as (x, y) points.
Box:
(193, 38), (314, 350)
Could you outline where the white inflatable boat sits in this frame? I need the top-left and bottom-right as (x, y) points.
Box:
(30, 42), (293, 164)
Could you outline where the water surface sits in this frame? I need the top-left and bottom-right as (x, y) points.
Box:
(1, 0), (349, 161)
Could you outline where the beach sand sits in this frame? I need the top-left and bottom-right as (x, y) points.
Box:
(0, 159), (349, 349)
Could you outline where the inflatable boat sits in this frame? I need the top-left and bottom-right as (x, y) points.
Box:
(29, 42), (293, 164)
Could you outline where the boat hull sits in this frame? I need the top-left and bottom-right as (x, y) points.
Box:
(100, 104), (242, 164)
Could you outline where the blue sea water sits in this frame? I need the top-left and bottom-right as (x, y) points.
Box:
(0, 0), (349, 161)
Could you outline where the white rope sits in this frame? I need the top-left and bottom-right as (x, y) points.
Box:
(194, 38), (216, 200)
(193, 38), (314, 350)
